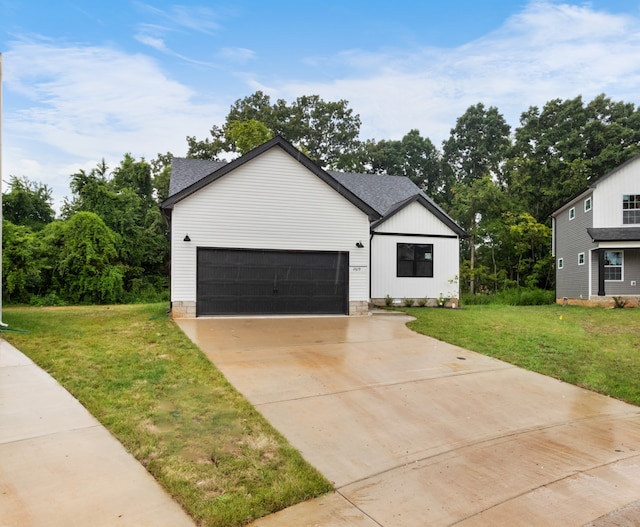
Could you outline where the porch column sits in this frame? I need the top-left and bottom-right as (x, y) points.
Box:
(598, 249), (605, 296)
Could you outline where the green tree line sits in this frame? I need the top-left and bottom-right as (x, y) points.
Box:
(5, 91), (640, 304)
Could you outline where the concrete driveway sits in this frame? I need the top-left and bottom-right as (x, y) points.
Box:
(176, 314), (640, 526)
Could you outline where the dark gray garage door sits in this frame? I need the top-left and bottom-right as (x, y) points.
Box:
(197, 248), (349, 315)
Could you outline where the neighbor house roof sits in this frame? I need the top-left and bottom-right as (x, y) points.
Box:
(551, 153), (640, 217)
(587, 227), (640, 242)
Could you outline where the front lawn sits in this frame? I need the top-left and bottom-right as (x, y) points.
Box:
(2, 304), (331, 527)
(403, 304), (640, 406)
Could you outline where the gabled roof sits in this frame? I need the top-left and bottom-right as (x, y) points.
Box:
(551, 153), (640, 217)
(161, 136), (379, 220)
(330, 171), (466, 237)
(160, 136), (466, 237)
(587, 227), (640, 242)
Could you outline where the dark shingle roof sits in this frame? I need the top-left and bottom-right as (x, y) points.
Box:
(162, 138), (466, 237)
(587, 227), (640, 242)
(328, 171), (420, 216)
(168, 158), (227, 197)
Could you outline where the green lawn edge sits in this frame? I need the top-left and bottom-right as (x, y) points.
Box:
(2, 304), (332, 527)
(401, 304), (640, 406)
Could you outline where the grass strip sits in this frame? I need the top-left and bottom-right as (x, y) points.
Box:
(402, 304), (640, 406)
(3, 304), (331, 527)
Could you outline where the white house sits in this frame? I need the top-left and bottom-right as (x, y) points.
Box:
(160, 136), (466, 317)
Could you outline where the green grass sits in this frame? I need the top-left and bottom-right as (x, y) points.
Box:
(402, 304), (640, 406)
(2, 304), (331, 527)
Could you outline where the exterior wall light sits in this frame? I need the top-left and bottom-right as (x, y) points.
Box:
(355, 241), (364, 248)
(184, 234), (191, 242)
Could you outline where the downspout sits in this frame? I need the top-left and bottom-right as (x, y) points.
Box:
(369, 230), (374, 300)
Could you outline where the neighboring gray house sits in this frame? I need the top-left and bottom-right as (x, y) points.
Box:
(160, 136), (466, 317)
(551, 154), (640, 305)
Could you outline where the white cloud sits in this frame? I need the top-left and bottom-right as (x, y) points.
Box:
(217, 47), (256, 63)
(2, 38), (224, 207)
(269, 2), (640, 144)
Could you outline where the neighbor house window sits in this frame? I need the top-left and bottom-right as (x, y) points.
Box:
(578, 252), (585, 265)
(558, 258), (564, 270)
(604, 250), (623, 281)
(569, 207), (575, 220)
(623, 195), (640, 224)
(584, 197), (592, 212)
(397, 243), (433, 277)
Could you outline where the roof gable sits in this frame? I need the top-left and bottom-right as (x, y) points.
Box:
(161, 136), (379, 220)
(551, 153), (640, 217)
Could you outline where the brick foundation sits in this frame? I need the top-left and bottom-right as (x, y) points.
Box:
(349, 301), (370, 316)
(556, 296), (640, 308)
(171, 301), (197, 318)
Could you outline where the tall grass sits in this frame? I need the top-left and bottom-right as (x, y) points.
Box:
(462, 287), (555, 306)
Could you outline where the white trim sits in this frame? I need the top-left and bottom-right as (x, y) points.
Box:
(569, 207), (576, 220)
(578, 252), (585, 265)
(584, 196), (592, 212)
(557, 257), (564, 270)
(604, 249), (624, 282)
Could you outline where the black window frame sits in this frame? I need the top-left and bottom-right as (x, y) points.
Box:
(623, 194), (640, 224)
(397, 243), (434, 278)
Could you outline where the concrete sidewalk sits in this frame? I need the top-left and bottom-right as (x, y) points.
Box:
(0, 340), (196, 527)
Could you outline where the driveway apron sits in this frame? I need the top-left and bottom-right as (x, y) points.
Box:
(176, 314), (640, 527)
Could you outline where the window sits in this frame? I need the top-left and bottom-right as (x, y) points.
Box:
(569, 207), (575, 220)
(578, 252), (585, 265)
(623, 195), (640, 224)
(584, 197), (592, 212)
(604, 250), (623, 281)
(558, 258), (564, 270)
(397, 243), (433, 277)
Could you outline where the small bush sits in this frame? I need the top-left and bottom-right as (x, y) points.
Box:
(384, 294), (393, 307)
(613, 296), (628, 309)
(403, 298), (414, 307)
(417, 297), (427, 307)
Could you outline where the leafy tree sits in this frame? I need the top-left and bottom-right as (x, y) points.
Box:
(2, 220), (43, 303)
(187, 91), (363, 170)
(3, 176), (55, 230)
(227, 120), (274, 155)
(442, 103), (512, 186)
(150, 152), (174, 203)
(364, 129), (450, 201)
(46, 212), (124, 304)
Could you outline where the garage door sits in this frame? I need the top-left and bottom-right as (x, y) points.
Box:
(197, 248), (349, 315)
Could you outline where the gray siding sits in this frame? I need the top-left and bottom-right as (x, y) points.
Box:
(555, 194), (595, 299)
(592, 249), (640, 296)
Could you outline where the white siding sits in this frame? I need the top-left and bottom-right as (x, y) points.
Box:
(375, 201), (457, 236)
(371, 202), (460, 299)
(593, 158), (640, 227)
(171, 147), (370, 303)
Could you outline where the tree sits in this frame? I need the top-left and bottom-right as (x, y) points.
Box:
(187, 91), (364, 170)
(3, 176), (55, 230)
(442, 103), (512, 186)
(45, 212), (124, 304)
(364, 130), (450, 201)
(2, 220), (43, 303)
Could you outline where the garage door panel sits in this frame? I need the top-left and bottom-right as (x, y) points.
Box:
(197, 248), (348, 315)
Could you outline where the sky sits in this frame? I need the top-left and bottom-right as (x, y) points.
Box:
(2, 0), (640, 209)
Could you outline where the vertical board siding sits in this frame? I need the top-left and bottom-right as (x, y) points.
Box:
(171, 148), (370, 303)
(594, 159), (640, 227)
(375, 201), (458, 236)
(555, 193), (594, 299)
(371, 201), (460, 299)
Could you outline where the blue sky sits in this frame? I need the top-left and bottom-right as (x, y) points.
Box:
(2, 0), (640, 208)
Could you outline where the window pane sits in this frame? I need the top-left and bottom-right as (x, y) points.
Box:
(397, 243), (434, 277)
(604, 251), (622, 265)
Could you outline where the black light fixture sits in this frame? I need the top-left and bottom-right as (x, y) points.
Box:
(184, 234), (191, 242)
(355, 241), (364, 248)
